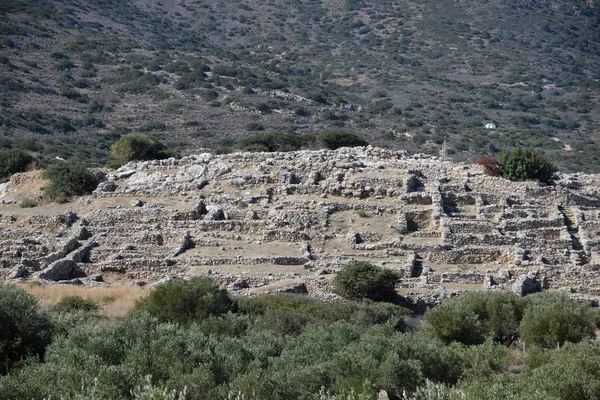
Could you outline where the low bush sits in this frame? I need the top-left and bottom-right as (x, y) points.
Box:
(424, 291), (525, 346)
(238, 133), (315, 152)
(333, 261), (400, 302)
(19, 197), (37, 208)
(42, 163), (98, 202)
(320, 130), (368, 150)
(134, 277), (235, 325)
(499, 147), (557, 184)
(238, 293), (408, 335)
(0, 149), (35, 179)
(111, 134), (173, 162)
(52, 296), (100, 314)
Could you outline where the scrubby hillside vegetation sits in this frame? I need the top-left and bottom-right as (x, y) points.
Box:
(1, 0), (599, 171)
(2, 279), (600, 400)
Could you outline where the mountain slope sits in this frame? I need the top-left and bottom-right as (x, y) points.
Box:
(0, 0), (599, 170)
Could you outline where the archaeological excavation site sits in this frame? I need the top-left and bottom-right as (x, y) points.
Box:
(2, 146), (600, 309)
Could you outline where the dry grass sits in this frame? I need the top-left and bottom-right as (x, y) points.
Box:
(20, 282), (150, 321)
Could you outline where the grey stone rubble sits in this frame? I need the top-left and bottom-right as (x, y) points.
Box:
(2, 146), (600, 309)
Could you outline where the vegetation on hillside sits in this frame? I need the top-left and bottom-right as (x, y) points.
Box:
(320, 131), (369, 150)
(334, 260), (400, 301)
(0, 0), (599, 171)
(111, 134), (175, 163)
(3, 279), (600, 399)
(499, 147), (557, 184)
(42, 162), (98, 202)
(0, 150), (35, 180)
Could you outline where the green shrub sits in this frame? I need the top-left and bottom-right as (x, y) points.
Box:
(246, 122), (264, 131)
(135, 277), (235, 325)
(333, 261), (400, 302)
(320, 131), (368, 150)
(519, 292), (595, 349)
(463, 343), (600, 400)
(111, 134), (172, 162)
(499, 147), (557, 184)
(0, 284), (54, 375)
(424, 292), (525, 346)
(238, 293), (410, 335)
(42, 163), (98, 201)
(19, 197), (37, 208)
(53, 296), (99, 314)
(0, 149), (35, 179)
(238, 133), (315, 152)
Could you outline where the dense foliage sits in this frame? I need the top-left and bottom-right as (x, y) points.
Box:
(42, 162), (98, 202)
(499, 147), (557, 184)
(111, 134), (173, 162)
(0, 284), (54, 375)
(238, 133), (316, 152)
(320, 131), (369, 150)
(333, 261), (400, 301)
(2, 282), (600, 399)
(52, 295), (100, 314)
(519, 292), (596, 349)
(425, 291), (525, 346)
(0, 149), (35, 179)
(134, 277), (235, 325)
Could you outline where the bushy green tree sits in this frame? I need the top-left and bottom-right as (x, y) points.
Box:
(238, 133), (315, 152)
(499, 147), (557, 184)
(0, 284), (54, 375)
(320, 131), (368, 150)
(334, 261), (400, 302)
(111, 134), (172, 162)
(238, 293), (408, 335)
(425, 292), (525, 345)
(135, 277), (235, 324)
(42, 162), (98, 202)
(519, 292), (595, 349)
(0, 149), (35, 179)
(462, 343), (600, 400)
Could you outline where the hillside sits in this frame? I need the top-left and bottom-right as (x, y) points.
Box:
(1, 0), (599, 171)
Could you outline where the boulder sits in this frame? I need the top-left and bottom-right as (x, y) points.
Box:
(204, 208), (226, 221)
(95, 180), (118, 193)
(38, 259), (86, 281)
(8, 265), (29, 280)
(276, 283), (308, 294)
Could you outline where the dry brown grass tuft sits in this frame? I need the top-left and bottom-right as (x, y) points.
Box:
(20, 282), (150, 321)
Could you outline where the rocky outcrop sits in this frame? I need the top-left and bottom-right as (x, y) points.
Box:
(2, 147), (600, 304)
(37, 259), (85, 281)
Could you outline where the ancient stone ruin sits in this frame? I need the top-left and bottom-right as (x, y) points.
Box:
(2, 147), (600, 307)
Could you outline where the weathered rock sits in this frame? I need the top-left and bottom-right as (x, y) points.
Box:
(38, 259), (86, 281)
(95, 180), (118, 193)
(172, 231), (194, 257)
(44, 237), (81, 265)
(276, 283), (308, 294)
(69, 240), (99, 263)
(73, 225), (92, 240)
(512, 274), (542, 296)
(378, 390), (390, 400)
(232, 278), (249, 289)
(8, 265), (29, 280)
(204, 207), (226, 221)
